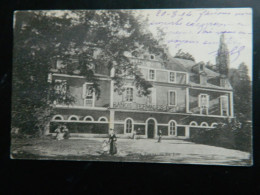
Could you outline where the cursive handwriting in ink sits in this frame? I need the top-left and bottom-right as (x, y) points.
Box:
(208, 46), (245, 62)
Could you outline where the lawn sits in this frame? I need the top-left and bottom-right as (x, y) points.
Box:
(10, 137), (252, 166)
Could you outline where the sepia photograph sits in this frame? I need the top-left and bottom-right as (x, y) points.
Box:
(11, 8), (253, 166)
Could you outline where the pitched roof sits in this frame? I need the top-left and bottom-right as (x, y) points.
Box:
(164, 57), (188, 72)
(204, 68), (220, 77)
(167, 57), (220, 77)
(169, 57), (196, 72)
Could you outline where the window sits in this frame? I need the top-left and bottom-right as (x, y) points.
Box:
(126, 87), (134, 102)
(176, 72), (187, 84)
(169, 72), (176, 83)
(68, 115), (79, 121)
(200, 75), (207, 85)
(198, 94), (209, 115)
(146, 88), (156, 105)
(190, 121), (198, 126)
(83, 83), (95, 107)
(52, 115), (64, 121)
(199, 94), (209, 108)
(147, 93), (152, 105)
(54, 116), (62, 120)
(126, 119), (133, 133)
(211, 123), (218, 127)
(220, 95), (229, 116)
(84, 116), (94, 121)
(200, 122), (208, 127)
(148, 69), (155, 81)
(168, 91), (177, 106)
(98, 117), (108, 122)
(54, 80), (67, 104)
(54, 80), (67, 95)
(169, 121), (176, 136)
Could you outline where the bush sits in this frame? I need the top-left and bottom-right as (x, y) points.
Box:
(190, 119), (252, 152)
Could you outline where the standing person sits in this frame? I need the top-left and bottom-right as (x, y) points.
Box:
(54, 125), (61, 139)
(108, 129), (117, 155)
(63, 125), (70, 139)
(158, 129), (162, 143)
(137, 128), (141, 140)
(132, 129), (137, 140)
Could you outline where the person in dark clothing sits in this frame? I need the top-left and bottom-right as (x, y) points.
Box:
(108, 129), (117, 155)
(158, 129), (162, 143)
(63, 125), (70, 139)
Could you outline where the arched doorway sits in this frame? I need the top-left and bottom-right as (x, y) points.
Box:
(147, 119), (156, 138)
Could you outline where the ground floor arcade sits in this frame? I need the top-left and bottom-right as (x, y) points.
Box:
(47, 107), (227, 139)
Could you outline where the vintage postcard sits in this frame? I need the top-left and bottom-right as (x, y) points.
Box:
(11, 8), (253, 166)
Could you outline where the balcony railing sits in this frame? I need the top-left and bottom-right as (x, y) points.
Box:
(113, 102), (185, 113)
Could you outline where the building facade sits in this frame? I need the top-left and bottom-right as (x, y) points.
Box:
(48, 52), (234, 139)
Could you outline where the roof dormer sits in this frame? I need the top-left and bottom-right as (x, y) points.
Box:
(199, 71), (207, 85)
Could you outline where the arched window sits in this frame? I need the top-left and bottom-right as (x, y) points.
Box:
(83, 116), (94, 121)
(169, 120), (177, 136)
(211, 122), (218, 128)
(125, 119), (133, 133)
(52, 115), (64, 121)
(190, 121), (198, 126)
(98, 117), (108, 122)
(200, 122), (208, 127)
(68, 115), (79, 121)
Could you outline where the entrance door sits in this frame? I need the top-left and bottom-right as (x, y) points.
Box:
(147, 119), (155, 138)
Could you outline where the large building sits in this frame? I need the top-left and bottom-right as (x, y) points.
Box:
(47, 51), (234, 139)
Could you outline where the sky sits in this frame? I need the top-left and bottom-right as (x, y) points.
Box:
(138, 8), (252, 78)
(20, 9), (252, 78)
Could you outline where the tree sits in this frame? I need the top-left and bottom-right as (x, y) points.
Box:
(216, 34), (230, 76)
(229, 62), (252, 121)
(12, 11), (75, 135)
(174, 49), (195, 61)
(12, 10), (167, 135)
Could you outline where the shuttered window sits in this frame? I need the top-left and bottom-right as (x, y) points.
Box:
(82, 83), (95, 107)
(220, 95), (229, 116)
(198, 94), (209, 115)
(126, 87), (133, 102)
(169, 72), (176, 83)
(198, 94), (209, 108)
(169, 121), (176, 135)
(126, 119), (133, 133)
(168, 91), (177, 106)
(148, 69), (155, 81)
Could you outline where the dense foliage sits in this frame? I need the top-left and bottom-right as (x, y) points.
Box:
(190, 118), (252, 152)
(190, 62), (252, 152)
(216, 34), (230, 76)
(174, 49), (195, 61)
(229, 62), (252, 121)
(12, 10), (167, 135)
